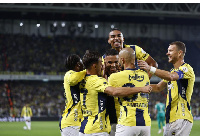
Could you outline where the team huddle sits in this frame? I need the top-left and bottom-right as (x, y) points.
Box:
(59, 28), (195, 136)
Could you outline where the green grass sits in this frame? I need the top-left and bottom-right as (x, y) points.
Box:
(0, 120), (199, 136)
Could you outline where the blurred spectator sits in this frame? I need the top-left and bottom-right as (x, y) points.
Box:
(0, 34), (199, 76)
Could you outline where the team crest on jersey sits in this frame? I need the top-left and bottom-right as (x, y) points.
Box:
(182, 66), (188, 73)
(167, 83), (174, 90)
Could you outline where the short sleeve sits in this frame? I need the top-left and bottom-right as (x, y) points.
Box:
(177, 65), (194, 80)
(162, 79), (168, 83)
(108, 73), (117, 87)
(65, 70), (86, 86)
(94, 77), (110, 93)
(135, 45), (149, 61)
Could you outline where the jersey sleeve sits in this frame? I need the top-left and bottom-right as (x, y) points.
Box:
(65, 70), (86, 86)
(162, 79), (168, 83)
(94, 77), (110, 93)
(176, 65), (194, 80)
(135, 45), (149, 61)
(29, 107), (33, 116)
(108, 73), (117, 87)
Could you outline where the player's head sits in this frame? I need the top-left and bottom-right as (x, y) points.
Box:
(108, 28), (124, 53)
(65, 54), (83, 72)
(119, 47), (135, 69)
(104, 49), (119, 76)
(166, 41), (186, 64)
(156, 100), (160, 104)
(83, 50), (102, 76)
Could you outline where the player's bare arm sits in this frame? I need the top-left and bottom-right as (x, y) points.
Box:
(138, 60), (180, 81)
(145, 56), (158, 79)
(150, 80), (167, 92)
(104, 85), (152, 97)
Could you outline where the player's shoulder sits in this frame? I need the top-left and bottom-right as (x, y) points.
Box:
(64, 70), (74, 77)
(124, 44), (141, 48)
(179, 63), (194, 73)
(87, 75), (107, 82)
(109, 70), (125, 78)
(180, 63), (193, 70)
(136, 69), (149, 76)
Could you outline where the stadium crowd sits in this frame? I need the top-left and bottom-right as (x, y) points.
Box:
(0, 81), (64, 118)
(0, 34), (199, 76)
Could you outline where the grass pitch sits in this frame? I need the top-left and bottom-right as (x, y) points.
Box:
(0, 120), (199, 136)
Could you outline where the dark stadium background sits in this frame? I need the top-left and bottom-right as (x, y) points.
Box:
(0, 3), (200, 135)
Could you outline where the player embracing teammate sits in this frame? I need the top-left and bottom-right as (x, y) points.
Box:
(60, 28), (194, 136)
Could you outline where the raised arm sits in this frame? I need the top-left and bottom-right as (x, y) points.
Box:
(145, 56), (158, 79)
(104, 85), (152, 97)
(138, 60), (179, 81)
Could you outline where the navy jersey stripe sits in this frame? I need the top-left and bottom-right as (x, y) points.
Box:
(93, 115), (98, 125)
(166, 82), (172, 124)
(70, 84), (80, 105)
(98, 92), (107, 113)
(123, 106), (128, 117)
(80, 117), (88, 133)
(65, 84), (80, 118)
(176, 79), (188, 101)
(136, 108), (145, 126)
(187, 102), (191, 111)
(106, 95), (117, 123)
(59, 116), (62, 131)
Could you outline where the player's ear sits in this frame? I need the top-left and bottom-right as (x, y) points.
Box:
(123, 37), (124, 43)
(92, 63), (96, 69)
(178, 50), (183, 57)
(121, 58), (125, 64)
(108, 39), (111, 44)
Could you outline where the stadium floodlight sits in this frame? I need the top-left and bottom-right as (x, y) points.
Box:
(61, 22), (65, 27)
(78, 23), (82, 28)
(36, 24), (40, 27)
(20, 22), (23, 27)
(95, 24), (98, 29)
(53, 22), (57, 27)
(111, 25), (114, 29)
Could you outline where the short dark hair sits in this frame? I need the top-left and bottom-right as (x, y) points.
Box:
(64, 54), (81, 71)
(170, 41), (186, 55)
(110, 28), (121, 32)
(83, 50), (101, 69)
(105, 49), (119, 57)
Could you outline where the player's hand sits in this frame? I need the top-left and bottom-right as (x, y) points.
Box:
(142, 85), (152, 93)
(138, 60), (151, 72)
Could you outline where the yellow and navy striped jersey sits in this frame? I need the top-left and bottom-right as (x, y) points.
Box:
(163, 63), (195, 123)
(79, 75), (111, 134)
(102, 45), (150, 124)
(21, 106), (32, 117)
(102, 45), (149, 69)
(61, 70), (86, 129)
(108, 69), (151, 126)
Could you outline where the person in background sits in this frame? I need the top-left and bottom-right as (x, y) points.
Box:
(21, 104), (32, 130)
(154, 100), (165, 134)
